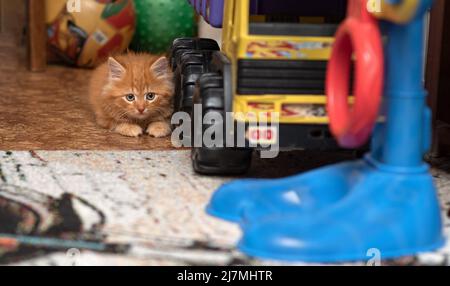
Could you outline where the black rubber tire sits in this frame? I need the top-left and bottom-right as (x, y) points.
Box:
(192, 147), (253, 175)
(190, 74), (252, 175)
(169, 38), (219, 70)
(169, 38), (219, 113)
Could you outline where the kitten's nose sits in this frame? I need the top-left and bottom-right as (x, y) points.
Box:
(137, 107), (145, 114)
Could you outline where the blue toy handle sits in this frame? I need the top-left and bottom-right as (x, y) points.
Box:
(370, 0), (434, 170)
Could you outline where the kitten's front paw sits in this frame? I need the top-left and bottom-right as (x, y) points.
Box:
(147, 121), (172, 138)
(114, 123), (143, 137)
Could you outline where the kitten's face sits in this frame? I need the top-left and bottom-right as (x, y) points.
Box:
(104, 56), (174, 121)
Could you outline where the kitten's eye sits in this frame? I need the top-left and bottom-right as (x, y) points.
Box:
(125, 94), (135, 102)
(145, 92), (157, 101)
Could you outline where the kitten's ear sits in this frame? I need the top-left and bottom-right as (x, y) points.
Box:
(150, 56), (170, 78)
(108, 57), (126, 81)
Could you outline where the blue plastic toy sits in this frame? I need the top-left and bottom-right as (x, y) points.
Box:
(207, 0), (445, 262)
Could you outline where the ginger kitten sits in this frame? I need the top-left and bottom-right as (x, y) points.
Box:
(89, 52), (174, 137)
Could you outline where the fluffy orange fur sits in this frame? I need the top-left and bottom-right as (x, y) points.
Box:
(89, 52), (174, 137)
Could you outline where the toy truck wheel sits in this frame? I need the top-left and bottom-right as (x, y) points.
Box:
(174, 52), (205, 113)
(191, 107), (253, 175)
(169, 38), (220, 113)
(190, 73), (252, 175)
(169, 38), (220, 70)
(192, 147), (253, 175)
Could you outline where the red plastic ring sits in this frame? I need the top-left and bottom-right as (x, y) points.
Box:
(326, 13), (384, 148)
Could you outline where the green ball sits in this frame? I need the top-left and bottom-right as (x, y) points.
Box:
(131, 0), (197, 54)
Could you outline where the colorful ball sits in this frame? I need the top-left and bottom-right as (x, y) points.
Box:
(131, 0), (197, 54)
(46, 0), (136, 68)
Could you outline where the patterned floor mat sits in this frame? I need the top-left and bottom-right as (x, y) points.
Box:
(0, 150), (449, 266)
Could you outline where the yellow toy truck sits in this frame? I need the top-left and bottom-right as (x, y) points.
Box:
(169, 0), (349, 174)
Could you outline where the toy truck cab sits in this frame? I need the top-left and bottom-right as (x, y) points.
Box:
(170, 0), (348, 174)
